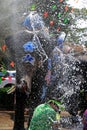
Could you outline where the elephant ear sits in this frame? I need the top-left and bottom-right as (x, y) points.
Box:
(5, 30), (34, 62)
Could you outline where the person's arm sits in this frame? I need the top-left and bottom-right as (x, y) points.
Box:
(48, 112), (61, 129)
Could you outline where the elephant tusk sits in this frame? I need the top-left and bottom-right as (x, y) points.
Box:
(7, 85), (16, 94)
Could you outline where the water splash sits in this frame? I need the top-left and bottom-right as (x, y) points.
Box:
(45, 45), (84, 116)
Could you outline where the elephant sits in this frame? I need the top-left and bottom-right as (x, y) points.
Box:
(5, 28), (56, 130)
(5, 24), (87, 129)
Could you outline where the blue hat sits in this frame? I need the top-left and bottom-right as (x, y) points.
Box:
(23, 11), (45, 31)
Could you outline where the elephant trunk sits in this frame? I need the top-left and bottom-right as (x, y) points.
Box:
(13, 79), (29, 130)
(13, 74), (32, 130)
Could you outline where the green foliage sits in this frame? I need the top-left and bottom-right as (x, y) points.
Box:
(74, 8), (87, 19)
(65, 7), (87, 45)
(32, 0), (73, 36)
(0, 87), (11, 92)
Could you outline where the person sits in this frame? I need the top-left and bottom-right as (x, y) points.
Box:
(28, 99), (65, 130)
(82, 109), (87, 130)
(79, 89), (87, 117)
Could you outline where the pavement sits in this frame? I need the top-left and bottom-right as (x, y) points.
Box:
(0, 111), (14, 130)
(0, 110), (28, 130)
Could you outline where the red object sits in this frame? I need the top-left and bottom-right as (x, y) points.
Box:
(59, 0), (63, 2)
(57, 27), (61, 31)
(50, 21), (54, 26)
(43, 11), (48, 18)
(2, 77), (6, 80)
(10, 61), (15, 68)
(1, 45), (7, 51)
(8, 76), (12, 82)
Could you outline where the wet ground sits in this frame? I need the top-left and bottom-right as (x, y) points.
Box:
(0, 110), (83, 130)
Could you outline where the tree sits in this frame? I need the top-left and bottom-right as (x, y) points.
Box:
(65, 8), (87, 45)
(31, 0), (87, 46)
(31, 0), (73, 37)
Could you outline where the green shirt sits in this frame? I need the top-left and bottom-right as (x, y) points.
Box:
(29, 103), (57, 130)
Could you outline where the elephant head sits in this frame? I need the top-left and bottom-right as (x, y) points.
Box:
(5, 30), (52, 88)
